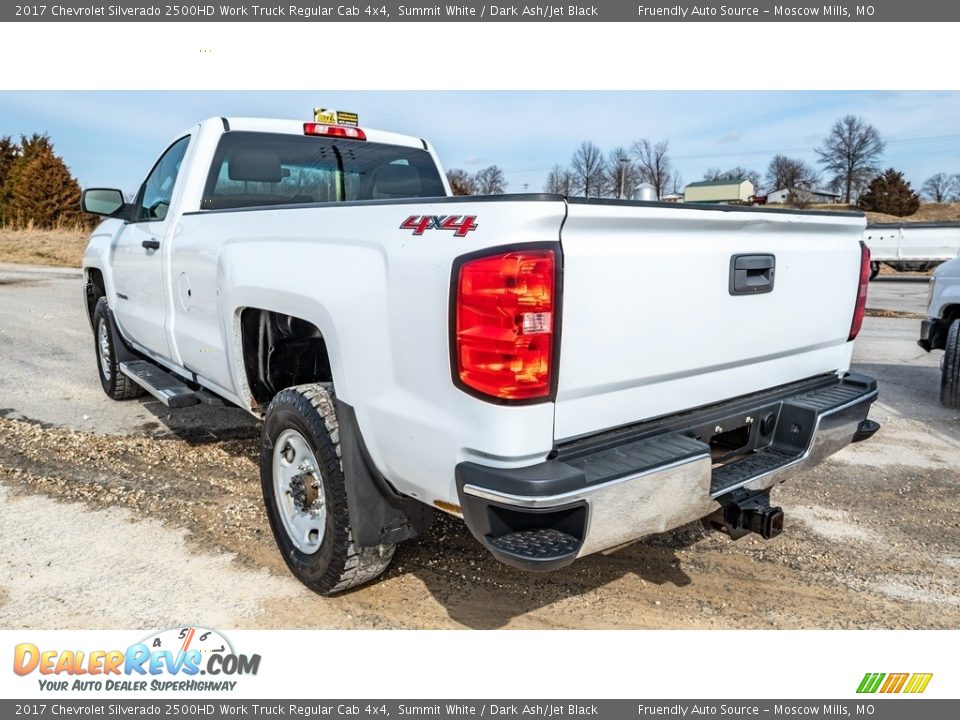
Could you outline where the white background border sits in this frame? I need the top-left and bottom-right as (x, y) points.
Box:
(0, 18), (956, 702)
(0, 22), (957, 91)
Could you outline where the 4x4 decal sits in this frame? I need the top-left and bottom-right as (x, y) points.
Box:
(401, 215), (478, 237)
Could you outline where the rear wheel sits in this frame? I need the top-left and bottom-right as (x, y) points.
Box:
(260, 383), (395, 595)
(869, 262), (880, 280)
(92, 298), (145, 401)
(941, 319), (960, 409)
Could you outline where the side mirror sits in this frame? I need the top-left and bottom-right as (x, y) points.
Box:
(81, 188), (125, 217)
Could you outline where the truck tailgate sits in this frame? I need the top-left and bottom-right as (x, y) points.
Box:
(554, 201), (866, 441)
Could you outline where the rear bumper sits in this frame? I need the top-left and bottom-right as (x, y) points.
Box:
(456, 372), (879, 571)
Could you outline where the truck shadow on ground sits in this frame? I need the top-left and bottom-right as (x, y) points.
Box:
(136, 398), (260, 445)
(386, 513), (703, 628)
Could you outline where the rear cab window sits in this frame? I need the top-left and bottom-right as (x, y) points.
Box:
(201, 131), (446, 210)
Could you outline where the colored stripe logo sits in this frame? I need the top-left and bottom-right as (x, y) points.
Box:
(857, 672), (933, 694)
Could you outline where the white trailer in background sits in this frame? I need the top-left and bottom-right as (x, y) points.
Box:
(865, 222), (960, 278)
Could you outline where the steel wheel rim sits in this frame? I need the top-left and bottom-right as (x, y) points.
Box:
(272, 428), (327, 554)
(97, 319), (112, 381)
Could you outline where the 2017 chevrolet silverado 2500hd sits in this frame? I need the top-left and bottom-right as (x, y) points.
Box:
(919, 256), (960, 408)
(81, 116), (880, 594)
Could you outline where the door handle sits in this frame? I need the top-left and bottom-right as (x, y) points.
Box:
(142, 239), (160, 251)
(729, 254), (775, 295)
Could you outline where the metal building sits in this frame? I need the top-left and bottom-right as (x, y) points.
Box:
(684, 178), (755, 203)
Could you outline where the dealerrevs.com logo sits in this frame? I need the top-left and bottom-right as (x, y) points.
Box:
(13, 626), (260, 692)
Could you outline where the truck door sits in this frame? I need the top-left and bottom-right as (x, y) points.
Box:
(110, 136), (191, 360)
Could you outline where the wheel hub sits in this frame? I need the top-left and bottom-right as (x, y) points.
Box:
(289, 467), (322, 514)
(272, 429), (327, 554)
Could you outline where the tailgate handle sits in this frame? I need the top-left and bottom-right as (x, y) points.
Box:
(730, 254), (775, 295)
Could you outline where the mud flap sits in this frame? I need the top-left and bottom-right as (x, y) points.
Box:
(335, 399), (433, 547)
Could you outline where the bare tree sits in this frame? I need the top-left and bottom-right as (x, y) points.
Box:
(765, 154), (817, 193)
(922, 173), (953, 203)
(703, 166), (762, 190)
(605, 147), (638, 199)
(815, 115), (885, 203)
(473, 165), (507, 195)
(953, 174), (960, 202)
(631, 139), (671, 199)
(446, 168), (477, 196)
(570, 141), (606, 198)
(544, 164), (575, 195)
(669, 170), (684, 195)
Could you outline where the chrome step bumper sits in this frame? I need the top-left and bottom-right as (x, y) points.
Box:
(456, 373), (879, 571)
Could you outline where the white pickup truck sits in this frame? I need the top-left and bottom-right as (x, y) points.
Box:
(919, 256), (960, 407)
(81, 116), (880, 594)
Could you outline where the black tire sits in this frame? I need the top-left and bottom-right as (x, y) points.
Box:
(260, 383), (395, 595)
(941, 319), (960, 409)
(92, 298), (145, 401)
(869, 261), (881, 280)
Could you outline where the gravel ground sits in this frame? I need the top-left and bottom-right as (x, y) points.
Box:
(0, 267), (958, 630)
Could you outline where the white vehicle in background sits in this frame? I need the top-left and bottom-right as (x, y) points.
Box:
(79, 114), (880, 595)
(865, 221), (960, 279)
(919, 256), (960, 408)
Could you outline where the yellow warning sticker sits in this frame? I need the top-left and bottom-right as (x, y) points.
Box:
(313, 107), (337, 124)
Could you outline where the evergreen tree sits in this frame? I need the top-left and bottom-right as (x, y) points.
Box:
(858, 169), (921, 217)
(3, 134), (84, 228)
(0, 136), (18, 224)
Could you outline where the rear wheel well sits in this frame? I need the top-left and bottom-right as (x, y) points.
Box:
(240, 308), (332, 410)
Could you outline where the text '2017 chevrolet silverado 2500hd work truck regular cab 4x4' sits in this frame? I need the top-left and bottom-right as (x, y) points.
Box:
(81, 115), (880, 595)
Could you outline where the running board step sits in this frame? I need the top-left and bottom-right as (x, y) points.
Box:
(118, 360), (200, 408)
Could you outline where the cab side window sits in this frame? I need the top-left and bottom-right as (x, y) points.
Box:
(136, 136), (190, 222)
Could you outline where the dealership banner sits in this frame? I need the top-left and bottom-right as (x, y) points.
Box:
(4, 0), (960, 22)
(1, 630), (955, 702)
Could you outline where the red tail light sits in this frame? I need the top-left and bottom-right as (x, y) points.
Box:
(303, 123), (366, 140)
(849, 242), (870, 341)
(454, 248), (558, 402)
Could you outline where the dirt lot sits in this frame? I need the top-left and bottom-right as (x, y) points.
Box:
(807, 201), (960, 224)
(0, 264), (958, 630)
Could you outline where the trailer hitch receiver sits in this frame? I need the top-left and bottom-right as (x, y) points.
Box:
(705, 489), (784, 540)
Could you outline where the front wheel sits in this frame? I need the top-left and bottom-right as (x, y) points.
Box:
(92, 298), (145, 401)
(260, 383), (395, 595)
(941, 319), (960, 409)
